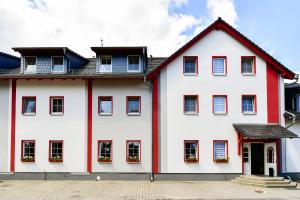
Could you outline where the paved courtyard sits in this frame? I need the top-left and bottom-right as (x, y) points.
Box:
(0, 180), (299, 200)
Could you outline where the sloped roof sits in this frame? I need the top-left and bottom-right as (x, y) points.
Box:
(147, 17), (295, 80)
(147, 57), (167, 73)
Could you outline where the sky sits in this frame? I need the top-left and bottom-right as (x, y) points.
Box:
(0, 0), (299, 74)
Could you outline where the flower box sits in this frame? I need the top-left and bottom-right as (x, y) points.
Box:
(98, 157), (112, 163)
(127, 156), (140, 163)
(214, 158), (229, 163)
(186, 156), (198, 163)
(21, 156), (35, 162)
(49, 156), (63, 163)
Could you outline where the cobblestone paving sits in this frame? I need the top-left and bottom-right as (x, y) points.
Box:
(0, 180), (299, 200)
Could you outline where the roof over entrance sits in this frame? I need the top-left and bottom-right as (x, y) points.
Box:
(233, 124), (298, 139)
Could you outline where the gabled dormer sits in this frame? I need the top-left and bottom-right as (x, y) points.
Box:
(91, 47), (147, 74)
(0, 51), (20, 69)
(12, 47), (88, 74)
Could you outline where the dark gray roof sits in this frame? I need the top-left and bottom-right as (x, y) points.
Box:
(147, 57), (167, 73)
(233, 124), (298, 139)
(285, 82), (300, 89)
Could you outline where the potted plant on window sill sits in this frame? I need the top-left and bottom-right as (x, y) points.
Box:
(49, 156), (63, 162)
(127, 156), (140, 163)
(186, 155), (198, 163)
(22, 156), (35, 162)
(98, 156), (111, 163)
(214, 158), (229, 163)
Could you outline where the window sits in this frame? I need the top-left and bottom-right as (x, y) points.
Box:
(242, 95), (256, 114)
(213, 95), (227, 114)
(267, 147), (274, 163)
(24, 57), (36, 73)
(98, 96), (113, 115)
(243, 147), (249, 163)
(126, 96), (141, 115)
(184, 140), (199, 163)
(21, 140), (35, 162)
(184, 95), (198, 114)
(50, 96), (64, 115)
(241, 56), (255, 75)
(98, 140), (112, 162)
(99, 56), (112, 72)
(213, 140), (228, 162)
(52, 57), (64, 73)
(128, 55), (140, 72)
(49, 141), (63, 162)
(183, 57), (197, 75)
(126, 140), (141, 163)
(212, 56), (226, 75)
(22, 96), (36, 115)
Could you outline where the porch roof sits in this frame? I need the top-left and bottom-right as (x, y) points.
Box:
(233, 124), (298, 139)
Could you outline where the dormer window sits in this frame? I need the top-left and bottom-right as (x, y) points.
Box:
(24, 57), (36, 73)
(99, 56), (112, 73)
(128, 55), (140, 72)
(52, 57), (64, 73)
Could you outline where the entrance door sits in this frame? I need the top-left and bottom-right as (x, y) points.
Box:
(251, 143), (264, 175)
(264, 142), (277, 176)
(243, 143), (251, 175)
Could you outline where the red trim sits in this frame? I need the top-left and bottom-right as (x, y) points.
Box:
(126, 96), (141, 114)
(87, 80), (93, 172)
(22, 96), (36, 114)
(49, 96), (64, 115)
(183, 95), (199, 113)
(241, 141), (244, 174)
(184, 140), (199, 163)
(21, 140), (35, 162)
(276, 139), (281, 175)
(146, 18), (294, 80)
(98, 96), (113, 115)
(10, 79), (16, 172)
(241, 94), (257, 113)
(212, 95), (228, 114)
(241, 56), (256, 75)
(48, 140), (64, 162)
(213, 140), (229, 163)
(183, 56), (198, 75)
(212, 56), (227, 75)
(97, 140), (113, 163)
(126, 140), (141, 163)
(152, 77), (159, 173)
(267, 64), (279, 124)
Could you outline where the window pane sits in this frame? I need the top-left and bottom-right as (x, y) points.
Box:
(214, 142), (226, 160)
(184, 58), (196, 74)
(242, 96), (254, 112)
(52, 98), (63, 113)
(184, 96), (197, 112)
(128, 98), (140, 113)
(128, 56), (140, 71)
(100, 98), (112, 114)
(213, 96), (226, 113)
(213, 58), (225, 74)
(242, 58), (254, 74)
(52, 57), (64, 72)
(24, 98), (36, 113)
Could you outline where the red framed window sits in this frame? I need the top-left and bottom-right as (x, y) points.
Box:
(126, 96), (141, 115)
(183, 56), (198, 75)
(183, 95), (199, 114)
(241, 56), (256, 75)
(184, 140), (199, 163)
(242, 95), (257, 114)
(49, 96), (64, 115)
(213, 140), (228, 163)
(49, 140), (63, 162)
(98, 140), (112, 162)
(21, 140), (35, 162)
(22, 96), (36, 114)
(212, 56), (227, 75)
(213, 95), (228, 114)
(126, 140), (141, 163)
(98, 96), (113, 115)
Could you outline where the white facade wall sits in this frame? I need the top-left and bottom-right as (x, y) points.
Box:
(15, 80), (87, 172)
(159, 29), (269, 173)
(92, 80), (152, 173)
(286, 120), (300, 172)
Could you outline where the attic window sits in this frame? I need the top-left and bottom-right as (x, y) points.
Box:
(24, 57), (36, 73)
(99, 56), (112, 73)
(128, 56), (140, 72)
(52, 57), (64, 73)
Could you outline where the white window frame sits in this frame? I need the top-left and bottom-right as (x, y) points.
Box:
(242, 96), (256, 114)
(127, 55), (140, 72)
(50, 97), (64, 115)
(99, 56), (112, 73)
(99, 96), (113, 116)
(51, 56), (65, 73)
(24, 56), (37, 74)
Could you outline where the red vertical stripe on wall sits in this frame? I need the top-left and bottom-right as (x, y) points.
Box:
(10, 79), (16, 172)
(266, 64), (279, 124)
(87, 79), (93, 173)
(152, 77), (159, 173)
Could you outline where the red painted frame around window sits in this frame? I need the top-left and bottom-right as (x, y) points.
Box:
(49, 96), (64, 115)
(22, 96), (36, 114)
(126, 96), (141, 114)
(98, 96), (113, 115)
(212, 95), (228, 114)
(183, 95), (199, 113)
(126, 140), (141, 163)
(213, 140), (229, 163)
(48, 140), (64, 162)
(241, 94), (257, 113)
(241, 56), (256, 75)
(184, 140), (199, 163)
(183, 56), (198, 75)
(212, 56), (227, 75)
(21, 140), (35, 162)
(97, 140), (113, 163)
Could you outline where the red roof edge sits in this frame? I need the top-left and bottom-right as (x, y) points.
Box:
(146, 18), (295, 80)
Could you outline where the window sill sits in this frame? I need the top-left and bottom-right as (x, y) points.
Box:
(214, 159), (229, 163)
(97, 71), (113, 73)
(51, 71), (65, 74)
(184, 112), (198, 115)
(127, 71), (140, 73)
(21, 159), (35, 163)
(22, 113), (36, 116)
(98, 159), (112, 163)
(50, 113), (64, 116)
(127, 161), (141, 164)
(185, 160), (199, 163)
(184, 73), (197, 76)
(127, 113), (141, 116)
(24, 71), (37, 74)
(213, 112), (227, 115)
(242, 112), (256, 115)
(49, 159), (63, 163)
(99, 113), (113, 116)
(242, 73), (255, 76)
(213, 74), (227, 76)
